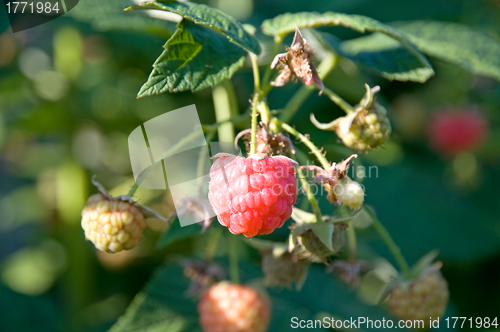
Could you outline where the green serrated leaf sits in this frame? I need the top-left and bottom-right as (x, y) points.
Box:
(127, 0), (261, 54)
(261, 11), (433, 81)
(315, 31), (434, 83)
(156, 216), (202, 249)
(310, 223), (334, 252)
(395, 20), (500, 82)
(139, 20), (246, 96)
(262, 11), (407, 40)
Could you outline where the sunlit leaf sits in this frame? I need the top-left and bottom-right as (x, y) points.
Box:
(396, 20), (500, 82)
(262, 12), (433, 82)
(127, 0), (261, 54)
(138, 20), (246, 96)
(315, 31), (434, 82)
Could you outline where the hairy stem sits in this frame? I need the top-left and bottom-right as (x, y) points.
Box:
(364, 207), (411, 277)
(250, 53), (260, 93)
(278, 121), (331, 170)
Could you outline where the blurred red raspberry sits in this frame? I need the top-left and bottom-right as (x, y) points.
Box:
(428, 109), (488, 154)
(198, 282), (271, 332)
(208, 154), (297, 237)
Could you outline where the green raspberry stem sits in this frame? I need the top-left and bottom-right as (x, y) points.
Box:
(364, 207), (411, 278)
(250, 53), (262, 155)
(278, 120), (331, 171)
(323, 87), (355, 113)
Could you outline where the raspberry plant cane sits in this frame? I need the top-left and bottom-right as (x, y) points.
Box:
(83, 3), (457, 330)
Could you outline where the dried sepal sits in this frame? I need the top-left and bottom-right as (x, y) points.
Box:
(301, 154), (358, 186)
(300, 155), (364, 208)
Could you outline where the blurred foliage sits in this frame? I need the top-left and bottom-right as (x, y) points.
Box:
(1, 0), (500, 331)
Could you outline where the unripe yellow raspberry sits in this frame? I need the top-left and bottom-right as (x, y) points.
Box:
(386, 267), (449, 328)
(81, 193), (146, 253)
(331, 177), (364, 209)
(338, 102), (391, 151)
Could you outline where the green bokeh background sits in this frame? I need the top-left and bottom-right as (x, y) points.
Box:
(1, 0), (500, 331)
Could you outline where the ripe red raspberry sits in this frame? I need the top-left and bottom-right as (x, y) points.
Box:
(198, 282), (271, 332)
(428, 109), (488, 154)
(208, 154), (297, 237)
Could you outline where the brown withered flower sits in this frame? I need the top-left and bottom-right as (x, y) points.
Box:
(235, 122), (295, 156)
(301, 154), (357, 187)
(270, 26), (324, 92)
